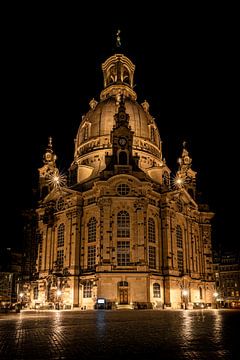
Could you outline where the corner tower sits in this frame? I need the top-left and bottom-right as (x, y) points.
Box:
(38, 137), (57, 198)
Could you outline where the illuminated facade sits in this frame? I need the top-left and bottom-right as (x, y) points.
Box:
(30, 52), (215, 310)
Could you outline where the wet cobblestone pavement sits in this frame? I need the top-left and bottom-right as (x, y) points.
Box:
(0, 309), (238, 359)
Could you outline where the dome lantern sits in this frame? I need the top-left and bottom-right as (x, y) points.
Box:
(100, 54), (137, 101)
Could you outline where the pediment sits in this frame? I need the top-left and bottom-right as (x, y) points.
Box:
(179, 189), (198, 209)
(43, 186), (79, 203)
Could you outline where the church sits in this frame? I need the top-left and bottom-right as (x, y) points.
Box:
(29, 49), (215, 310)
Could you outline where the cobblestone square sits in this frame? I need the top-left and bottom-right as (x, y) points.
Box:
(0, 309), (238, 359)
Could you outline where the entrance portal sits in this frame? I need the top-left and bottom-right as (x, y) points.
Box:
(118, 281), (129, 304)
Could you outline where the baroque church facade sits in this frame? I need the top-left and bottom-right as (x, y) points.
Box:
(30, 52), (215, 310)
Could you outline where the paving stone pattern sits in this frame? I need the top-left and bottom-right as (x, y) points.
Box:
(0, 310), (238, 359)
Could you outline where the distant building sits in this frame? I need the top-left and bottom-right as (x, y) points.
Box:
(213, 249), (240, 308)
(22, 209), (38, 278)
(0, 248), (22, 307)
(27, 51), (215, 310)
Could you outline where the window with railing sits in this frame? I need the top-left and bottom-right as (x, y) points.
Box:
(117, 241), (130, 266)
(177, 250), (183, 272)
(88, 246), (96, 269)
(57, 249), (64, 268)
(149, 246), (156, 268)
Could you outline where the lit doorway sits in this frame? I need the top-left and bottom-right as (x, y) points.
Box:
(118, 281), (129, 304)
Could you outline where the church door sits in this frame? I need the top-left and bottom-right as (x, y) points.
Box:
(119, 288), (128, 304)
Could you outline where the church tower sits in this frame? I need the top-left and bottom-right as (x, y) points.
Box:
(38, 137), (58, 199)
(28, 43), (215, 310)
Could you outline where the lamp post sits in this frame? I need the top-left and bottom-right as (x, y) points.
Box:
(182, 290), (188, 310)
(19, 292), (24, 309)
(213, 292), (218, 309)
(56, 289), (61, 310)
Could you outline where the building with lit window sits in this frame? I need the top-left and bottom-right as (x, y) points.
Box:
(28, 51), (215, 310)
(213, 249), (240, 308)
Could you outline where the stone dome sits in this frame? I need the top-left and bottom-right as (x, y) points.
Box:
(76, 97), (160, 145)
(72, 54), (166, 184)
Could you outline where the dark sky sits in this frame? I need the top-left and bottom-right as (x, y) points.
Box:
(2, 5), (238, 251)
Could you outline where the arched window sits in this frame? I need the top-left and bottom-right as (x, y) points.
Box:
(88, 217), (97, 243)
(119, 151), (128, 165)
(150, 127), (155, 143)
(176, 225), (183, 248)
(117, 211), (130, 237)
(83, 125), (89, 141)
(108, 65), (116, 85)
(123, 67), (130, 84)
(119, 281), (128, 287)
(199, 287), (203, 299)
(148, 218), (156, 243)
(153, 283), (161, 298)
(176, 225), (183, 272)
(57, 224), (65, 247)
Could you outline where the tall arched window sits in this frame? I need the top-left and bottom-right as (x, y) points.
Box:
(153, 283), (161, 298)
(83, 125), (89, 141)
(57, 224), (65, 269)
(57, 224), (65, 247)
(176, 225), (183, 273)
(108, 65), (116, 85)
(150, 127), (155, 143)
(148, 218), (156, 243)
(117, 211), (130, 238)
(176, 225), (183, 248)
(123, 67), (130, 84)
(88, 217), (97, 243)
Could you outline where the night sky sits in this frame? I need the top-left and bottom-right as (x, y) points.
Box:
(2, 5), (238, 251)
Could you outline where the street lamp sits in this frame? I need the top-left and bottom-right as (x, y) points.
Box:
(213, 292), (218, 309)
(182, 290), (188, 310)
(19, 292), (24, 309)
(56, 290), (61, 310)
